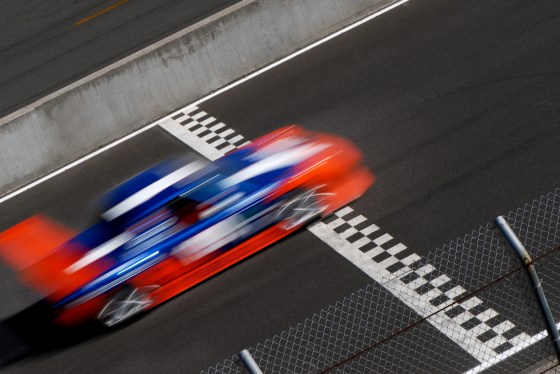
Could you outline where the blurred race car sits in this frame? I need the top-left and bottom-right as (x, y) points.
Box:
(0, 126), (374, 327)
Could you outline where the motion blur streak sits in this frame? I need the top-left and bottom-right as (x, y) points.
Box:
(0, 216), (107, 301)
(0, 126), (373, 327)
(102, 160), (207, 221)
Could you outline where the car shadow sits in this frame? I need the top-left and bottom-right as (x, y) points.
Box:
(0, 301), (106, 367)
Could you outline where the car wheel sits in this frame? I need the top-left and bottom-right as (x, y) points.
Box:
(274, 188), (332, 230)
(97, 286), (156, 327)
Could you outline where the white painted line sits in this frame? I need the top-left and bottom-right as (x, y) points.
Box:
(426, 278), (446, 289)
(335, 206), (354, 218)
(462, 297), (483, 310)
(407, 277), (428, 289)
(445, 286), (467, 300)
(391, 266), (412, 278)
(470, 324), (491, 337)
(327, 218), (346, 230)
(423, 289), (443, 300)
(6, 0), (548, 368)
(221, 144), (237, 154)
(415, 264), (436, 277)
(1, 0), (549, 367)
(0, 0), (411, 205)
(401, 253), (421, 266)
(486, 335), (507, 350)
(340, 227), (358, 239)
(364, 246), (385, 259)
(159, 105), (555, 372)
(386, 243), (407, 256)
(464, 326), (553, 374)
(186, 0), (412, 108)
(478, 309), (498, 323)
(219, 128), (235, 138)
(494, 320), (515, 335)
(360, 223), (380, 236)
(347, 215), (367, 227)
(200, 117), (216, 126)
(351, 237), (373, 251)
(193, 126), (209, 136)
(180, 105), (199, 116)
(208, 137), (226, 146)
(430, 274), (451, 288)
(0, 121), (164, 205)
(377, 255), (400, 268)
(307, 221), (498, 364)
(201, 132), (219, 141)
(192, 111), (207, 120)
(228, 135), (244, 144)
(183, 120), (199, 130)
(454, 312), (475, 325)
(159, 103), (539, 366)
(209, 122), (225, 132)
(373, 233), (392, 246)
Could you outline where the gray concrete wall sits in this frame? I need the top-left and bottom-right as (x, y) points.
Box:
(0, 0), (396, 195)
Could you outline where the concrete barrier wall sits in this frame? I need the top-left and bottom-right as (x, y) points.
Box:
(0, 0), (396, 195)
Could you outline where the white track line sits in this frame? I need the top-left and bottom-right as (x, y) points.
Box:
(0, 0), (410, 205)
(0, 0), (546, 370)
(187, 0), (411, 108)
(465, 322), (560, 374)
(160, 105), (554, 372)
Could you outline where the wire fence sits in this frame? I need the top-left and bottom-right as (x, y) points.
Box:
(203, 189), (560, 373)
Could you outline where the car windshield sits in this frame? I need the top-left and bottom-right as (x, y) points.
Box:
(169, 197), (201, 225)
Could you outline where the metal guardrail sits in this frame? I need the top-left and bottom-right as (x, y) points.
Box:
(496, 216), (560, 362)
(238, 350), (263, 374)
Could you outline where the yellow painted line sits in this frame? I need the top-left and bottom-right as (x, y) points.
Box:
(75, 0), (129, 26)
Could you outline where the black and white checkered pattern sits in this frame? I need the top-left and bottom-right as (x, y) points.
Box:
(324, 206), (421, 277)
(322, 206), (530, 357)
(166, 106), (249, 154)
(158, 104), (534, 364)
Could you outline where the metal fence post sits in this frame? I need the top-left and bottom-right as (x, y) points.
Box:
(239, 349), (263, 374)
(495, 216), (560, 362)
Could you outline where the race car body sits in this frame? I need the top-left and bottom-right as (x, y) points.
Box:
(0, 126), (374, 326)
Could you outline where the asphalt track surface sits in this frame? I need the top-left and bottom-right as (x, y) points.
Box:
(0, 0), (240, 117)
(1, 0), (560, 372)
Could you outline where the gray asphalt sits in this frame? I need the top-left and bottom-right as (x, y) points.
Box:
(202, 0), (560, 256)
(1, 0), (560, 372)
(0, 0), (240, 117)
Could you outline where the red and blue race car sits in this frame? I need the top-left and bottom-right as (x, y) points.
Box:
(0, 126), (374, 326)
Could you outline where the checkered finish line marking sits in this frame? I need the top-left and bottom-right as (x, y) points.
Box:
(160, 106), (250, 161)
(158, 105), (547, 371)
